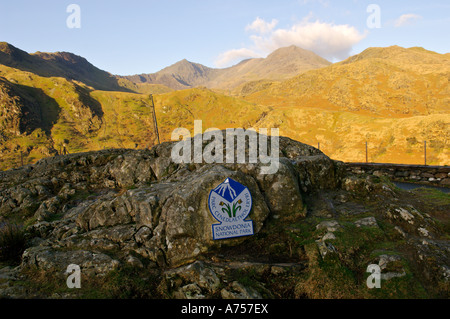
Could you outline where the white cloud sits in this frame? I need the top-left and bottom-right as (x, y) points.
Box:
(245, 17), (278, 34)
(394, 14), (422, 27)
(263, 20), (367, 60)
(215, 48), (261, 68)
(215, 17), (367, 67)
(299, 0), (330, 8)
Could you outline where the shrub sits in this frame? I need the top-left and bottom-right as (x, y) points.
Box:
(0, 223), (27, 264)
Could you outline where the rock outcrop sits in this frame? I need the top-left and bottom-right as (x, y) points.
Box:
(0, 132), (448, 299)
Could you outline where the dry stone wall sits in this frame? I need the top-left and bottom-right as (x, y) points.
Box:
(345, 163), (450, 187)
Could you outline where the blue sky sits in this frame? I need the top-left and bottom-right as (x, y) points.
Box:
(0, 0), (449, 75)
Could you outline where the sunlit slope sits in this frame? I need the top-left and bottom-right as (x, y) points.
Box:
(1, 44), (449, 169)
(153, 87), (270, 141)
(206, 45), (331, 90)
(116, 77), (174, 94)
(252, 107), (449, 164)
(240, 46), (449, 165)
(244, 46), (450, 117)
(0, 65), (157, 170)
(0, 63), (268, 170)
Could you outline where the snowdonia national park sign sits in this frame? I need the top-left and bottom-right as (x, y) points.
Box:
(208, 178), (254, 240)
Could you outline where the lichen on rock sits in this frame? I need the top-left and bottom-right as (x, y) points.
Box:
(0, 131), (448, 299)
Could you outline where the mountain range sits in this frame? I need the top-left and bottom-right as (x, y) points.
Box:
(120, 45), (331, 91)
(0, 41), (448, 170)
(0, 42), (331, 93)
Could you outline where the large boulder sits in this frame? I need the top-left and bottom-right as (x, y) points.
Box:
(1, 132), (341, 273)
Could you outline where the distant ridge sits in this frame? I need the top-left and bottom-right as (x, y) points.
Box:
(339, 45), (450, 73)
(121, 59), (220, 90)
(0, 42), (331, 92)
(121, 45), (331, 90)
(0, 42), (126, 92)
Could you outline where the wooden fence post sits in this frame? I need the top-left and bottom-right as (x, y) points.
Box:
(365, 141), (368, 163)
(424, 140), (427, 166)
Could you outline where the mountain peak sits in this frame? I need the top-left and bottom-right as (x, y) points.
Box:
(266, 45), (331, 66)
(271, 45), (305, 53)
(160, 58), (201, 73)
(0, 42), (15, 54)
(0, 42), (30, 60)
(177, 59), (204, 69)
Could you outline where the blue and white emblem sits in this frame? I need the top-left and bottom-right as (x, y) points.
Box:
(208, 178), (253, 240)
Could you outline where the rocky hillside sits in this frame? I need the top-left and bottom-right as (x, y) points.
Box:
(0, 66), (161, 170)
(0, 77), (42, 136)
(0, 132), (448, 298)
(0, 42), (125, 92)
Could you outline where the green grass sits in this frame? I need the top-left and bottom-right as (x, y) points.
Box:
(17, 264), (163, 299)
(410, 187), (450, 237)
(100, 265), (163, 299)
(412, 187), (450, 206)
(365, 257), (429, 299)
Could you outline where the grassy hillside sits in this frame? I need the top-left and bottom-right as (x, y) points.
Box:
(153, 87), (269, 141)
(241, 46), (450, 165)
(244, 55), (450, 117)
(0, 63), (268, 170)
(0, 44), (449, 169)
(0, 64), (158, 170)
(116, 77), (173, 95)
(252, 107), (449, 164)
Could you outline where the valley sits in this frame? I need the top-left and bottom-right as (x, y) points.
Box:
(0, 42), (448, 171)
